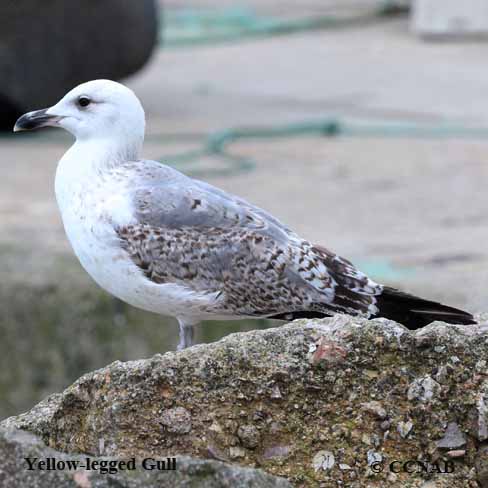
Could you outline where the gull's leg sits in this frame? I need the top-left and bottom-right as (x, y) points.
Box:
(177, 318), (196, 350)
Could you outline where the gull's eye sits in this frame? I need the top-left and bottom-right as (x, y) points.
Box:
(77, 96), (92, 108)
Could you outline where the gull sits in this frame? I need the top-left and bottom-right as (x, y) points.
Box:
(14, 80), (475, 349)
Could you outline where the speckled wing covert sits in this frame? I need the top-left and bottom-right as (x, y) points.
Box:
(114, 160), (382, 320)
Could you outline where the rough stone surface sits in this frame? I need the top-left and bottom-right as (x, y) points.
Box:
(361, 401), (388, 420)
(0, 0), (158, 129)
(0, 427), (290, 488)
(3, 315), (488, 487)
(471, 385), (488, 442)
(476, 445), (488, 488)
(436, 422), (466, 449)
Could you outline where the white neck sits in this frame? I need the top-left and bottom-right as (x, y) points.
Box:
(54, 136), (141, 210)
(77, 134), (141, 163)
(60, 135), (141, 173)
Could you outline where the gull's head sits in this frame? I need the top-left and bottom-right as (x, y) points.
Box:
(14, 80), (146, 148)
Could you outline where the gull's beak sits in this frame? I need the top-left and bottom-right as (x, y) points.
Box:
(13, 108), (62, 132)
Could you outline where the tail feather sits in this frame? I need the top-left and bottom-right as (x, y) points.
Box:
(374, 286), (476, 330)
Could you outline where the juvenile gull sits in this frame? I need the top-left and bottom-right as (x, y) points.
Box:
(14, 80), (475, 349)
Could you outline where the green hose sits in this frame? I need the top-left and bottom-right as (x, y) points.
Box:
(157, 3), (488, 177)
(162, 2), (409, 48)
(158, 119), (488, 177)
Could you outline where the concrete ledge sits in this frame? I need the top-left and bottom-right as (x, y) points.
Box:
(3, 315), (488, 486)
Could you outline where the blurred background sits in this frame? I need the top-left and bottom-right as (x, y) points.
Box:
(1, 0), (488, 419)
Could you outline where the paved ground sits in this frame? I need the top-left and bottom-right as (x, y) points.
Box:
(1, 2), (488, 416)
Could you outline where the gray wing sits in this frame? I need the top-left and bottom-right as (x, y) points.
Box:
(115, 160), (382, 317)
(126, 160), (294, 244)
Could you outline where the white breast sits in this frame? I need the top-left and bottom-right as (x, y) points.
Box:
(56, 161), (137, 294)
(54, 147), (217, 321)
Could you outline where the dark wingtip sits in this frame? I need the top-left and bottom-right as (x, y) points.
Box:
(410, 310), (477, 326)
(376, 286), (476, 329)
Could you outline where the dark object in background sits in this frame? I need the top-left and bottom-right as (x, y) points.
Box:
(0, 0), (158, 131)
